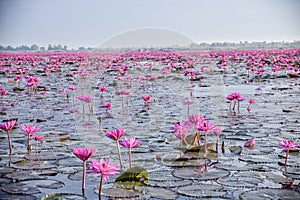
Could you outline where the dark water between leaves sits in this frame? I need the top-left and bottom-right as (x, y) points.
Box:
(0, 52), (300, 199)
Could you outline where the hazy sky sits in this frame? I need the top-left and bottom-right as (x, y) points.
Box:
(0, 0), (299, 48)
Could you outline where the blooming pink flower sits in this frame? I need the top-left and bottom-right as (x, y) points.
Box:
(244, 138), (255, 148)
(0, 120), (16, 153)
(105, 128), (125, 168)
(59, 88), (68, 93)
(120, 136), (141, 168)
(89, 158), (120, 181)
(68, 85), (78, 91)
(73, 147), (97, 190)
(33, 135), (44, 141)
(0, 120), (16, 131)
(118, 89), (130, 95)
(20, 124), (40, 149)
(89, 158), (120, 196)
(73, 147), (97, 162)
(99, 86), (107, 92)
(183, 99), (193, 105)
(142, 95), (151, 102)
(105, 128), (125, 141)
(19, 124), (40, 135)
(120, 136), (141, 149)
(103, 102), (112, 110)
(279, 139), (299, 166)
(247, 99), (256, 113)
(0, 89), (8, 96)
(248, 99), (255, 104)
(279, 140), (299, 152)
(197, 120), (215, 132)
(210, 127), (224, 136)
(188, 114), (204, 128)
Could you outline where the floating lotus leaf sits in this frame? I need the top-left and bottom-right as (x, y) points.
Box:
(115, 166), (148, 183)
(135, 186), (178, 199)
(0, 194), (37, 200)
(172, 167), (230, 181)
(2, 182), (41, 194)
(58, 166), (78, 174)
(262, 171), (288, 185)
(215, 163), (261, 171)
(41, 193), (86, 200)
(148, 169), (180, 181)
(6, 171), (46, 181)
(238, 155), (278, 164)
(67, 171), (82, 181)
(146, 179), (192, 188)
(178, 143), (217, 153)
(218, 176), (263, 188)
(178, 184), (227, 198)
(170, 158), (211, 168)
(240, 188), (300, 200)
(97, 184), (141, 198)
(229, 146), (242, 154)
(25, 152), (69, 161)
(11, 160), (56, 170)
(242, 147), (275, 155)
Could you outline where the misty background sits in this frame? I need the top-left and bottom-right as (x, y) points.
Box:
(0, 0), (299, 49)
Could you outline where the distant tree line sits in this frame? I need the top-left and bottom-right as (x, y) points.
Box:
(188, 40), (300, 50)
(1, 41), (300, 52)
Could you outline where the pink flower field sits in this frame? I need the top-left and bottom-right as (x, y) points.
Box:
(0, 49), (300, 199)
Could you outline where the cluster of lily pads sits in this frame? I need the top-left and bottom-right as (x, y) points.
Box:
(0, 48), (300, 198)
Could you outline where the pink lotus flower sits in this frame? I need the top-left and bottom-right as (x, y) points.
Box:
(183, 99), (193, 116)
(68, 85), (78, 91)
(68, 85), (77, 106)
(120, 136), (141, 168)
(0, 120), (16, 131)
(99, 86), (107, 99)
(210, 126), (224, 152)
(244, 138), (255, 148)
(33, 135), (44, 142)
(173, 122), (190, 146)
(142, 95), (151, 103)
(183, 99), (193, 105)
(99, 86), (108, 92)
(33, 135), (44, 151)
(89, 158), (120, 197)
(103, 102), (112, 111)
(73, 147), (97, 161)
(227, 92), (245, 112)
(0, 89), (8, 107)
(279, 139), (299, 166)
(20, 124), (40, 149)
(188, 114), (204, 128)
(0, 120), (16, 154)
(279, 140), (299, 152)
(197, 120), (215, 152)
(73, 147), (97, 190)
(118, 89), (130, 95)
(247, 99), (255, 113)
(105, 128), (125, 168)
(105, 128), (125, 141)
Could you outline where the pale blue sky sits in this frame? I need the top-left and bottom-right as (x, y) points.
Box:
(0, 0), (299, 48)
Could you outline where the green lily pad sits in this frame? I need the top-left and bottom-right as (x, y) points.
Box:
(0, 194), (37, 200)
(41, 193), (86, 200)
(136, 186), (178, 199)
(218, 176), (263, 188)
(178, 184), (227, 198)
(240, 188), (300, 200)
(115, 166), (148, 183)
(172, 167), (230, 181)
